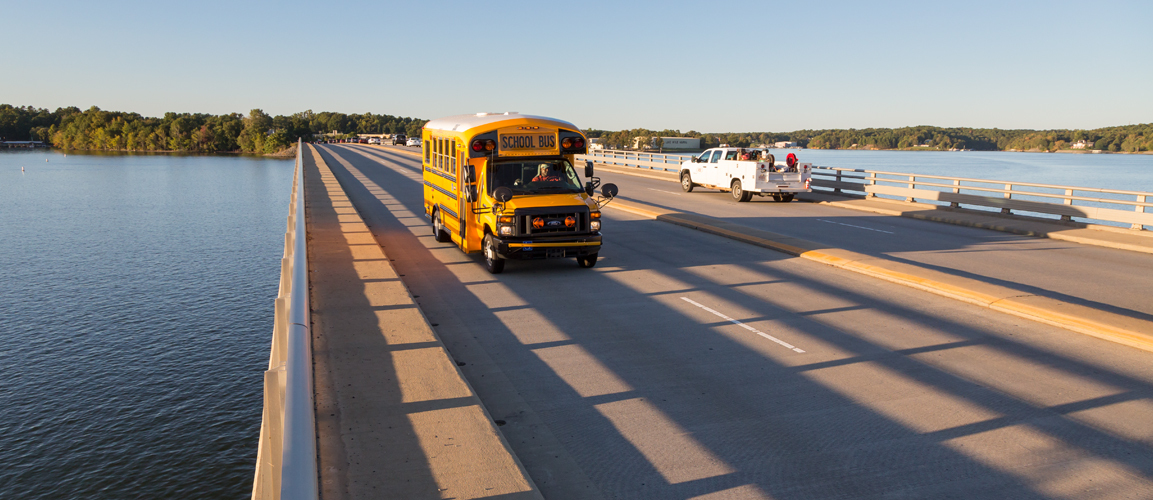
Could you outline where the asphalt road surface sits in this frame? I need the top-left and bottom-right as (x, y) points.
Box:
(315, 143), (1153, 500)
(593, 167), (1153, 320)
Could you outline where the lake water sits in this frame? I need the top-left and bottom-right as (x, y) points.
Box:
(644, 149), (1153, 193)
(0, 149), (293, 498)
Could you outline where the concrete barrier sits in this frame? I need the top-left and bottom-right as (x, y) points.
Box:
(253, 140), (318, 500)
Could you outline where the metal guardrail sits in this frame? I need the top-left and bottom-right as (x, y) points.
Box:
(580, 149), (1151, 230)
(580, 149), (690, 172)
(810, 167), (1152, 230)
(253, 140), (318, 500)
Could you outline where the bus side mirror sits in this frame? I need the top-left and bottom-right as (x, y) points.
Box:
(602, 183), (618, 199)
(465, 186), (478, 202)
(466, 165), (476, 183)
(585, 160), (594, 178)
(493, 186), (513, 203)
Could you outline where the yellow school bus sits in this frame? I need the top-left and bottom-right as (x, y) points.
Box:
(422, 112), (617, 274)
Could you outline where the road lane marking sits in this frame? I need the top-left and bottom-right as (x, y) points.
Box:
(680, 297), (805, 353)
(646, 187), (682, 196)
(816, 219), (895, 234)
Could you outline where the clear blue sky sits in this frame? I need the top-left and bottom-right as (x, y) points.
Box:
(2, 0), (1149, 132)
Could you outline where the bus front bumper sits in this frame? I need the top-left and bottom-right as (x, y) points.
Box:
(493, 234), (602, 260)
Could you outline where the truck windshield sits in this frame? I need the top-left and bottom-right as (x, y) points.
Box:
(489, 160), (583, 195)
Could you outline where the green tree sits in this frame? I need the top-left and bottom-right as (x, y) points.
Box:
(237, 109), (273, 153)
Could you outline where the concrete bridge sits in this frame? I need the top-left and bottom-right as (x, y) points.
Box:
(255, 142), (1153, 499)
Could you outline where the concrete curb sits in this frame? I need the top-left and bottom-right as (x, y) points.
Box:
(606, 198), (1153, 354)
(801, 196), (1153, 256)
(365, 143), (423, 158)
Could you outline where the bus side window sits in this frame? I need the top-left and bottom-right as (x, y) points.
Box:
(423, 137), (430, 164)
(450, 140), (456, 175)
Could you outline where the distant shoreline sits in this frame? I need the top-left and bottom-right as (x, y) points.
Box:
(2, 145), (298, 157)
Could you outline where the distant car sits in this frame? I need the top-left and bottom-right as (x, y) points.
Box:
(406, 137), (421, 147)
(392, 134), (407, 145)
(368, 137), (380, 144)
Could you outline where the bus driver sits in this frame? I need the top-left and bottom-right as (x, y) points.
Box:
(532, 164), (564, 182)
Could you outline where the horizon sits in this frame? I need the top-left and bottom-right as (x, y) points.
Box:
(2, 0), (1149, 132)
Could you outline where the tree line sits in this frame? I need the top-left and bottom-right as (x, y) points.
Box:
(587, 123), (1153, 153)
(0, 104), (428, 154)
(3, 103), (1148, 154)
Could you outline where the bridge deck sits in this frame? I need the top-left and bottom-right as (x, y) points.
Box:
(308, 143), (1153, 499)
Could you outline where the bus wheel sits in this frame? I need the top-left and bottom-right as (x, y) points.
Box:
(680, 172), (694, 192)
(731, 180), (752, 202)
(432, 210), (449, 242)
(781, 193), (795, 202)
(483, 233), (505, 274)
(578, 253), (598, 268)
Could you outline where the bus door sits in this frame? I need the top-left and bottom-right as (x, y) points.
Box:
(458, 149), (478, 252)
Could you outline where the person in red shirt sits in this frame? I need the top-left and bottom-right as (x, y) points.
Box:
(532, 164), (563, 182)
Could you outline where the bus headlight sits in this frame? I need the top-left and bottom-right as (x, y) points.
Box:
(590, 220), (601, 231)
(499, 225), (514, 236)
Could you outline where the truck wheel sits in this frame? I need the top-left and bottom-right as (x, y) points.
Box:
(577, 253), (598, 268)
(781, 193), (795, 202)
(772, 194), (783, 202)
(680, 172), (694, 192)
(731, 180), (752, 202)
(432, 209), (450, 242)
(483, 233), (505, 274)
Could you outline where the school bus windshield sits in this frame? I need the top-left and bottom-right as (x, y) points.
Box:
(489, 160), (583, 195)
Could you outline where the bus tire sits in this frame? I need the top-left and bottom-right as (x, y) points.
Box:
(432, 209), (450, 242)
(483, 232), (505, 274)
(731, 179), (751, 202)
(680, 172), (694, 192)
(578, 253), (598, 268)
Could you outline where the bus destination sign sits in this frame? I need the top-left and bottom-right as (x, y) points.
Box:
(498, 128), (558, 156)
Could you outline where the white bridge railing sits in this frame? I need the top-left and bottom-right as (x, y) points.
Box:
(580, 149), (688, 172)
(811, 167), (1151, 231)
(252, 140), (318, 500)
(580, 149), (1151, 230)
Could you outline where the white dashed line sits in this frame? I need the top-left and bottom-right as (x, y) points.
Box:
(646, 187), (682, 196)
(680, 297), (805, 353)
(816, 219), (895, 234)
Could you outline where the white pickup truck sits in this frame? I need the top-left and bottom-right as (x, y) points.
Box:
(679, 147), (812, 202)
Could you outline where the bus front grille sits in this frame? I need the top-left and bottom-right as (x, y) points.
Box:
(523, 213), (584, 234)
